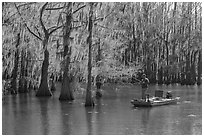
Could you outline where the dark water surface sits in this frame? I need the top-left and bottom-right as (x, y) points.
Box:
(2, 83), (202, 135)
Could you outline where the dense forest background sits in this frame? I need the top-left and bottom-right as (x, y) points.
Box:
(2, 2), (202, 106)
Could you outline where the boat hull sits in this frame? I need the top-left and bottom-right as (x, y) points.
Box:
(131, 97), (180, 107)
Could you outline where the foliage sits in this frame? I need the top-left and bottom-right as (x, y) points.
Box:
(2, 2), (202, 95)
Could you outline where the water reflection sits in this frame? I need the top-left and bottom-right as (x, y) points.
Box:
(141, 108), (151, 132)
(2, 84), (202, 135)
(13, 94), (31, 135)
(95, 99), (103, 135)
(38, 98), (50, 135)
(85, 107), (94, 135)
(59, 102), (72, 135)
(85, 100), (104, 135)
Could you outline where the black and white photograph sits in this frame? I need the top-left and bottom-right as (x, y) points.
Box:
(1, 1), (202, 135)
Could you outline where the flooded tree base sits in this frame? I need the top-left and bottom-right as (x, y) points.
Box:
(59, 94), (74, 101)
(36, 87), (52, 97)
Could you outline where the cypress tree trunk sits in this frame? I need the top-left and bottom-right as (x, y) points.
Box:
(186, 52), (191, 85)
(190, 50), (197, 85)
(95, 39), (102, 98)
(24, 53), (28, 92)
(165, 41), (170, 85)
(19, 49), (25, 93)
(85, 3), (94, 107)
(36, 47), (52, 96)
(132, 23), (136, 62)
(59, 46), (73, 100)
(197, 50), (201, 85)
(186, 3), (192, 85)
(11, 33), (20, 94)
(59, 55), (74, 100)
(158, 67), (163, 84)
(151, 63), (157, 83)
(125, 49), (128, 66)
(59, 2), (74, 101)
(50, 73), (56, 91)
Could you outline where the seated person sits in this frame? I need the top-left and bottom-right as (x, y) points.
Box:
(166, 91), (172, 99)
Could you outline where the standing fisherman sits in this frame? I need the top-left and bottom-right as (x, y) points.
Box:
(141, 74), (150, 100)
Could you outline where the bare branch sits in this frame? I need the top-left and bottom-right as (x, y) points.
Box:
(34, 26), (42, 38)
(26, 25), (42, 41)
(40, 2), (48, 36)
(104, 9), (114, 19)
(8, 12), (18, 19)
(48, 26), (58, 31)
(49, 25), (63, 35)
(94, 17), (104, 22)
(57, 13), (63, 26)
(73, 5), (86, 14)
(17, 2), (36, 8)
(14, 3), (42, 41)
(46, 6), (65, 10)
(92, 9), (113, 23)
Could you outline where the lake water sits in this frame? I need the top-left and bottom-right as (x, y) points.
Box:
(2, 83), (202, 135)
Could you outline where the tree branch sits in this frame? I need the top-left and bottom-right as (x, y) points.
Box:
(48, 26), (58, 31)
(92, 10), (113, 22)
(73, 5), (86, 14)
(26, 25), (42, 41)
(17, 2), (36, 8)
(40, 2), (48, 36)
(46, 6), (65, 10)
(14, 3), (42, 41)
(104, 9), (114, 19)
(49, 25), (63, 35)
(94, 17), (104, 22)
(34, 26), (42, 38)
(87, 5), (114, 24)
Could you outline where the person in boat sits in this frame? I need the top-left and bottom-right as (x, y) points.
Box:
(95, 74), (102, 98)
(166, 91), (173, 99)
(140, 74), (150, 100)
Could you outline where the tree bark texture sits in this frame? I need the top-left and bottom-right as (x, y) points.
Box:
(59, 2), (74, 101)
(59, 55), (74, 100)
(85, 3), (95, 107)
(36, 48), (52, 96)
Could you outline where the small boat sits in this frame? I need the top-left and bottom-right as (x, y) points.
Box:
(131, 90), (180, 107)
(131, 97), (180, 107)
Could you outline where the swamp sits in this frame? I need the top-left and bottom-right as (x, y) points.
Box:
(2, 2), (202, 135)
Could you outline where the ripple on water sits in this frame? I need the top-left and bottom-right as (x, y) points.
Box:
(187, 114), (197, 117)
(183, 101), (191, 103)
